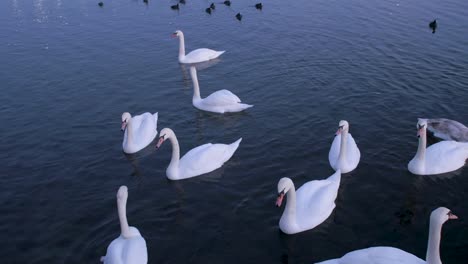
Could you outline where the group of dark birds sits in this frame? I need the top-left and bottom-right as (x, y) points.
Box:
(97, 1), (437, 29)
(170, 0), (263, 21)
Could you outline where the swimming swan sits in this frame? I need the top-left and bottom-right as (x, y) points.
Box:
(101, 186), (148, 264)
(408, 119), (468, 175)
(316, 207), (458, 264)
(121, 112), (158, 154)
(156, 128), (241, 180)
(275, 170), (341, 234)
(189, 66), (253, 113)
(329, 120), (360, 173)
(172, 30), (225, 64)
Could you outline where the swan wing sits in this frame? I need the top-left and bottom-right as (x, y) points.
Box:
(316, 246), (424, 264)
(425, 118), (468, 142)
(179, 141), (238, 178)
(202, 89), (241, 106)
(185, 48), (224, 63)
(424, 141), (468, 174)
(122, 236), (148, 264)
(346, 133), (361, 165)
(130, 113), (158, 146)
(296, 171), (341, 227)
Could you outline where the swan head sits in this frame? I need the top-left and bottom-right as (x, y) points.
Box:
(172, 30), (183, 38)
(416, 118), (428, 137)
(336, 120), (349, 135)
(276, 178), (294, 207)
(121, 112), (131, 131)
(156, 128), (174, 149)
(117, 185), (128, 202)
(430, 207), (458, 226)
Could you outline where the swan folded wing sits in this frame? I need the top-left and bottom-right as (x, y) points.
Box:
(132, 113), (157, 146)
(202, 90), (241, 106)
(332, 247), (424, 264)
(122, 236), (148, 264)
(179, 143), (230, 176)
(328, 135), (341, 167)
(426, 141), (468, 173)
(185, 48), (220, 62)
(346, 134), (360, 163)
(296, 180), (336, 220)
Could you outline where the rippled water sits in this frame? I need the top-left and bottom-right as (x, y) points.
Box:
(1, 0), (467, 263)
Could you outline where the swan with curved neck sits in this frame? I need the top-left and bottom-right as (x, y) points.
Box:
(101, 186), (148, 264)
(328, 120), (361, 173)
(275, 170), (341, 234)
(172, 30), (225, 64)
(189, 66), (253, 113)
(316, 207), (458, 264)
(156, 128), (242, 180)
(408, 119), (468, 175)
(419, 118), (468, 142)
(121, 112), (158, 154)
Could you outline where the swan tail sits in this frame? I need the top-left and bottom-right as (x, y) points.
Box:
(238, 103), (253, 110)
(222, 138), (242, 162)
(217, 50), (226, 57)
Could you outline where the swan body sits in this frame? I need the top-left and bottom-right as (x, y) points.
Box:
(189, 66), (253, 113)
(329, 120), (360, 173)
(408, 119), (468, 175)
(172, 30), (225, 64)
(156, 128), (241, 180)
(275, 170), (341, 234)
(121, 112), (158, 154)
(420, 118), (468, 142)
(316, 207), (458, 264)
(101, 186), (148, 264)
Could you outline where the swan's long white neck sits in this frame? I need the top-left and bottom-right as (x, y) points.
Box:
(282, 184), (297, 223)
(125, 119), (134, 146)
(415, 129), (427, 162)
(426, 219), (443, 264)
(178, 33), (186, 61)
(117, 196), (131, 238)
(167, 132), (181, 174)
(338, 129), (348, 163)
(190, 69), (202, 101)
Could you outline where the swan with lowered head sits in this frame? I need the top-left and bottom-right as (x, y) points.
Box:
(101, 186), (148, 264)
(121, 112), (158, 154)
(156, 128), (241, 180)
(172, 30), (225, 64)
(329, 120), (360, 173)
(275, 170), (341, 234)
(189, 66), (253, 113)
(408, 119), (468, 175)
(419, 118), (468, 142)
(316, 207), (458, 264)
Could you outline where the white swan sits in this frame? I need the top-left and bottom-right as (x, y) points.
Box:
(408, 119), (468, 175)
(101, 186), (148, 264)
(316, 207), (458, 264)
(419, 118), (468, 142)
(121, 112), (158, 154)
(189, 67), (253, 113)
(328, 120), (361, 173)
(172, 30), (225, 64)
(275, 170), (341, 235)
(155, 128), (241, 180)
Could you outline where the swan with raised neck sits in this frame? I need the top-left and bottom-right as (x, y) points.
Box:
(316, 207), (458, 264)
(408, 118), (468, 175)
(329, 120), (360, 173)
(172, 30), (225, 64)
(188, 66), (253, 113)
(155, 127), (242, 180)
(275, 171), (341, 234)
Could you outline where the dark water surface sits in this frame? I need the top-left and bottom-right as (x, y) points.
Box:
(1, 0), (467, 263)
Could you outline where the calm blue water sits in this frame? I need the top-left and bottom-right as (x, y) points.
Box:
(1, 0), (467, 263)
